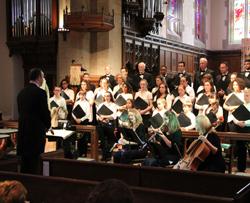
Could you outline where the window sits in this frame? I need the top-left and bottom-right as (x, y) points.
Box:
(166, 0), (182, 36)
(195, 0), (205, 42)
(229, 0), (250, 44)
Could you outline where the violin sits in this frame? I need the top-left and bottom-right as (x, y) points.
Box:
(173, 127), (213, 171)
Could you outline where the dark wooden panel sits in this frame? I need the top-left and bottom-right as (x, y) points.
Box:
(165, 51), (171, 71)
(187, 55), (194, 74)
(177, 53), (183, 64)
(207, 50), (241, 74)
(171, 52), (177, 72)
(160, 49), (165, 66)
(182, 55), (188, 70)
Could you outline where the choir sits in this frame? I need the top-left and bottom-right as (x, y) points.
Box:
(48, 58), (250, 173)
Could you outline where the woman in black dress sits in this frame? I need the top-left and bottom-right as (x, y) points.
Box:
(196, 115), (226, 173)
(143, 111), (182, 167)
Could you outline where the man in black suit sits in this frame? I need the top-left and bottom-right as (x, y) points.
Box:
(171, 61), (192, 91)
(17, 68), (51, 174)
(215, 62), (231, 100)
(121, 67), (133, 88)
(239, 59), (250, 88)
(99, 66), (116, 90)
(133, 62), (154, 91)
(159, 65), (174, 91)
(215, 62), (231, 131)
(193, 57), (215, 93)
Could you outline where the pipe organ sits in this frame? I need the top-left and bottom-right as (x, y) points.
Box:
(10, 0), (56, 39)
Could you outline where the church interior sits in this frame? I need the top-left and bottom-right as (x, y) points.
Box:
(1, 0), (250, 202)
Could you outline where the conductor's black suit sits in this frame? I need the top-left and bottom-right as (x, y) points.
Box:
(17, 83), (51, 174)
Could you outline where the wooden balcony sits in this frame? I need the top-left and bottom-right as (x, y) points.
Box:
(64, 9), (114, 32)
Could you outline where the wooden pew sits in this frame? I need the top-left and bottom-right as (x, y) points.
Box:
(41, 156), (141, 186)
(41, 157), (250, 201)
(0, 171), (96, 203)
(140, 166), (250, 199)
(0, 171), (233, 203)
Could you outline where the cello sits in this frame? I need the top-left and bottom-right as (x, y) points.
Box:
(173, 127), (214, 171)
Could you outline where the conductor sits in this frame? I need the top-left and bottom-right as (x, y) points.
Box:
(17, 68), (51, 174)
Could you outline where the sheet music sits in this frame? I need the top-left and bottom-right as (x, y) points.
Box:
(46, 129), (75, 140)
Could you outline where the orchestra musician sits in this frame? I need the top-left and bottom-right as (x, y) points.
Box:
(196, 115), (226, 173)
(143, 111), (182, 167)
(113, 99), (147, 164)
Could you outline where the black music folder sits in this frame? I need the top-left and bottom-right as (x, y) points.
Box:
(206, 111), (218, 125)
(50, 100), (59, 108)
(178, 113), (191, 127)
(114, 88), (122, 99)
(149, 113), (164, 129)
(196, 94), (209, 105)
(72, 105), (86, 119)
(134, 97), (148, 110)
(97, 104), (113, 116)
(61, 91), (70, 100)
(115, 95), (127, 106)
(232, 104), (250, 121)
(225, 93), (244, 106)
(95, 95), (103, 104)
(172, 99), (183, 114)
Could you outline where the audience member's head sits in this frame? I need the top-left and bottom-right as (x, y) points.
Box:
(86, 179), (134, 203)
(0, 180), (27, 203)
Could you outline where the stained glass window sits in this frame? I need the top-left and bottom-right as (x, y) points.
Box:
(229, 0), (250, 43)
(195, 0), (205, 42)
(166, 0), (181, 36)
